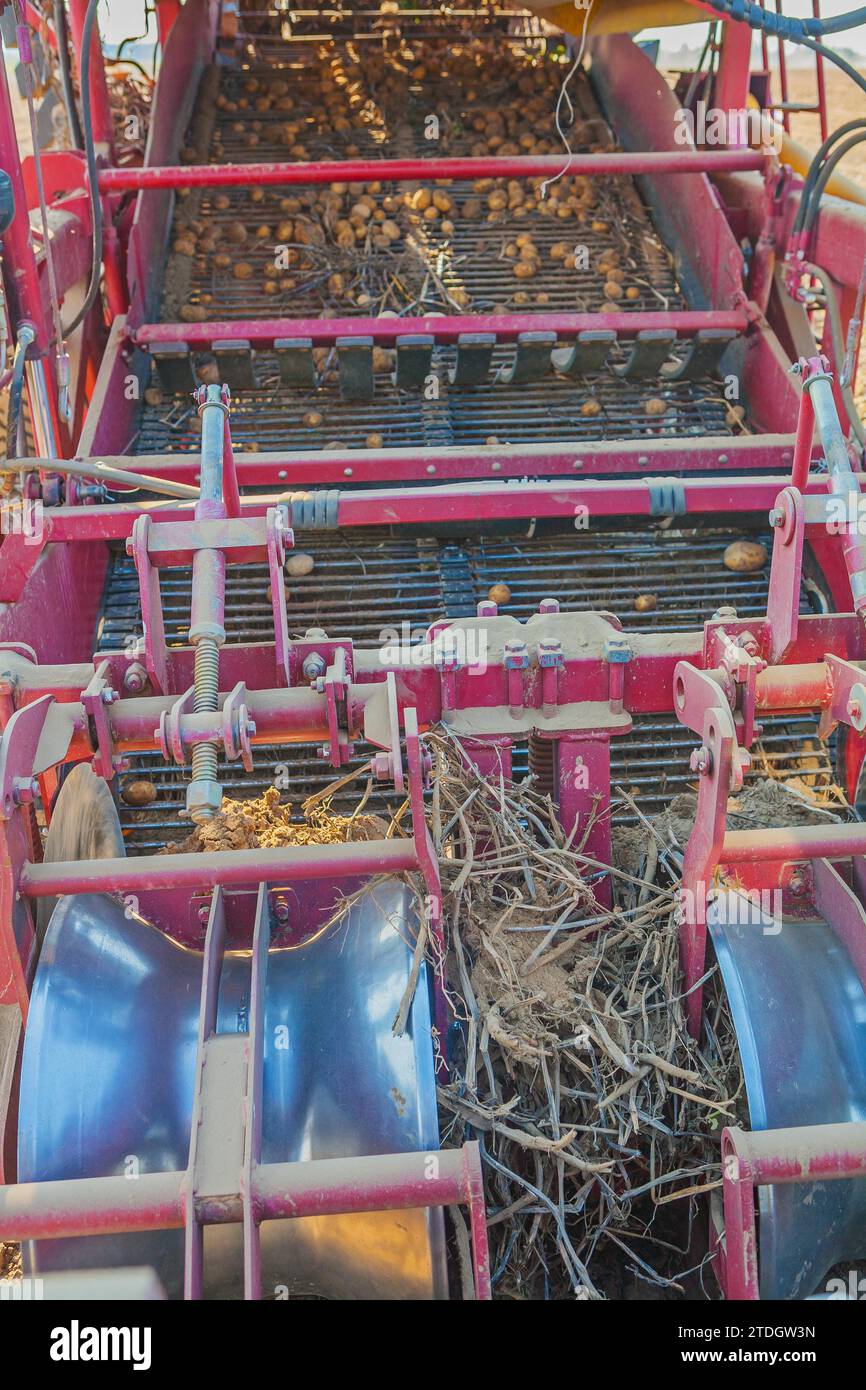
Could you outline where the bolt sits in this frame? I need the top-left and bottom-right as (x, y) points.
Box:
(768, 506), (784, 528)
(849, 698), (863, 725)
(198, 903), (210, 924)
(689, 745), (712, 775)
(100, 687), (118, 704)
(273, 897), (290, 924)
(12, 776), (39, 805)
(539, 597), (560, 615)
(538, 638), (564, 668)
(123, 662), (149, 694)
(302, 652), (326, 682)
(503, 639), (529, 671)
(789, 872), (806, 897)
(476, 600), (497, 618)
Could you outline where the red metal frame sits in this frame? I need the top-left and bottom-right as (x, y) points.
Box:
(3, 0), (866, 1302)
(720, 1122), (866, 1299)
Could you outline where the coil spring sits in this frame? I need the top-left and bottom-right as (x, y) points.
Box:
(191, 637), (220, 785)
(528, 733), (555, 796)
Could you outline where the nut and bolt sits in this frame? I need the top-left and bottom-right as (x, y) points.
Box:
(302, 652), (327, 682)
(538, 598), (560, 615)
(503, 639), (529, 671)
(123, 662), (149, 694)
(689, 745), (712, 775)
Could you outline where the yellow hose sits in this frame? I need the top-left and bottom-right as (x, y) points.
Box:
(528, 3), (866, 208)
(532, 0), (699, 33)
(745, 95), (866, 207)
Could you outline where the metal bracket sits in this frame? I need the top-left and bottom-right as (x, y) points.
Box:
(157, 686), (197, 766)
(765, 485), (805, 663)
(82, 663), (124, 780)
(267, 505), (292, 687)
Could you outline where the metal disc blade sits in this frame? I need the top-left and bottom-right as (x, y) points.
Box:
(19, 882), (446, 1299)
(709, 889), (866, 1299)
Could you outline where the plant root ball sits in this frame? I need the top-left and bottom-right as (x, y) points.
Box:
(723, 540), (767, 573)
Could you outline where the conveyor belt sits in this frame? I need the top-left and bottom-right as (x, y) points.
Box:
(138, 37), (743, 457)
(95, 526), (835, 849)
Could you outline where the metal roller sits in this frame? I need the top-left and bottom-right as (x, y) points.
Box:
(19, 881), (446, 1299)
(709, 886), (866, 1299)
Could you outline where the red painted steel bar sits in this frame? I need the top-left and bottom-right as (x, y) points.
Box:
(99, 149), (769, 192)
(721, 1122), (866, 1300)
(137, 309), (749, 347)
(0, 1145), (486, 1243)
(731, 1122), (866, 1185)
(67, 436), (800, 487)
(254, 1146), (480, 1220)
(19, 840), (419, 896)
(15, 472), (827, 548)
(0, 1171), (185, 1241)
(722, 823), (866, 862)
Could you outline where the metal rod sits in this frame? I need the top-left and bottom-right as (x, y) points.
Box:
(98, 149), (769, 192)
(19, 840), (420, 895)
(136, 309), (749, 348)
(0, 457), (200, 499)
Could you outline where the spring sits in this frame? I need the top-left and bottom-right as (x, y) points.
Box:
(528, 733), (555, 795)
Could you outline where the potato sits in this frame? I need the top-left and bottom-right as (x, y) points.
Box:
(644, 397), (668, 417)
(634, 594), (657, 613)
(285, 552), (315, 577)
(121, 780), (158, 807)
(581, 398), (602, 417)
(226, 221), (248, 244)
(365, 432), (383, 448)
(723, 540), (767, 573)
(180, 304), (207, 322)
(233, 262), (253, 280)
(488, 582), (511, 605)
(302, 411), (323, 428)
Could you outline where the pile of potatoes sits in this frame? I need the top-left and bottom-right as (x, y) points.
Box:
(171, 38), (646, 321)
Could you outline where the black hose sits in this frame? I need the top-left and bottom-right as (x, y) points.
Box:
(793, 119), (866, 235)
(804, 133), (866, 234)
(6, 325), (35, 462)
(55, 0), (83, 150)
(796, 35), (866, 105)
(61, 0), (103, 338)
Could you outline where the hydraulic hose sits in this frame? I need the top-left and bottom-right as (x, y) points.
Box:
(793, 120), (866, 235)
(5, 323), (35, 462)
(61, 0), (103, 338)
(55, 0), (83, 150)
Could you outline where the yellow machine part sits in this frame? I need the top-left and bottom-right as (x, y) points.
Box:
(525, 0), (866, 208)
(528, 0), (716, 36)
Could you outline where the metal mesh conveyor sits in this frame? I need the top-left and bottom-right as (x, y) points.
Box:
(111, 19), (793, 853)
(95, 527), (835, 850)
(135, 37), (744, 458)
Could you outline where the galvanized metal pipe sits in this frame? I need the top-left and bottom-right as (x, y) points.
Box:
(806, 369), (866, 616)
(187, 386), (227, 821)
